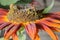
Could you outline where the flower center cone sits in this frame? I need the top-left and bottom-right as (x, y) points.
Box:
(7, 4), (39, 24)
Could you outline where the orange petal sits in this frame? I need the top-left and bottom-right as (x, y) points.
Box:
(50, 27), (60, 32)
(34, 34), (40, 40)
(0, 21), (5, 25)
(0, 8), (8, 15)
(12, 33), (18, 40)
(4, 38), (9, 40)
(4, 24), (21, 40)
(0, 22), (11, 30)
(25, 22), (40, 40)
(41, 20), (60, 28)
(41, 24), (58, 40)
(51, 12), (60, 16)
(0, 16), (6, 21)
(4, 24), (14, 36)
(46, 18), (60, 24)
(49, 14), (60, 19)
(0, 8), (9, 22)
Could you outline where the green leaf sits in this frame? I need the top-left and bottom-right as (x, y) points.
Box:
(0, 0), (18, 6)
(20, 0), (32, 4)
(16, 0), (32, 4)
(42, 0), (54, 14)
(18, 32), (26, 40)
(0, 38), (4, 40)
(17, 27), (26, 40)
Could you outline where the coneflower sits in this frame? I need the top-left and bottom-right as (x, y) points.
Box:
(0, 1), (60, 40)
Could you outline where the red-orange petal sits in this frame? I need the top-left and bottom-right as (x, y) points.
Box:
(51, 12), (60, 16)
(4, 24), (21, 40)
(25, 22), (40, 40)
(0, 8), (9, 23)
(48, 13), (60, 19)
(46, 18), (60, 24)
(41, 24), (58, 40)
(50, 27), (60, 32)
(4, 24), (14, 36)
(12, 33), (18, 40)
(0, 22), (11, 30)
(34, 34), (40, 40)
(41, 20), (60, 28)
(0, 8), (8, 15)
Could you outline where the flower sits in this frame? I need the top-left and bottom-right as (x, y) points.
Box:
(0, 4), (60, 40)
